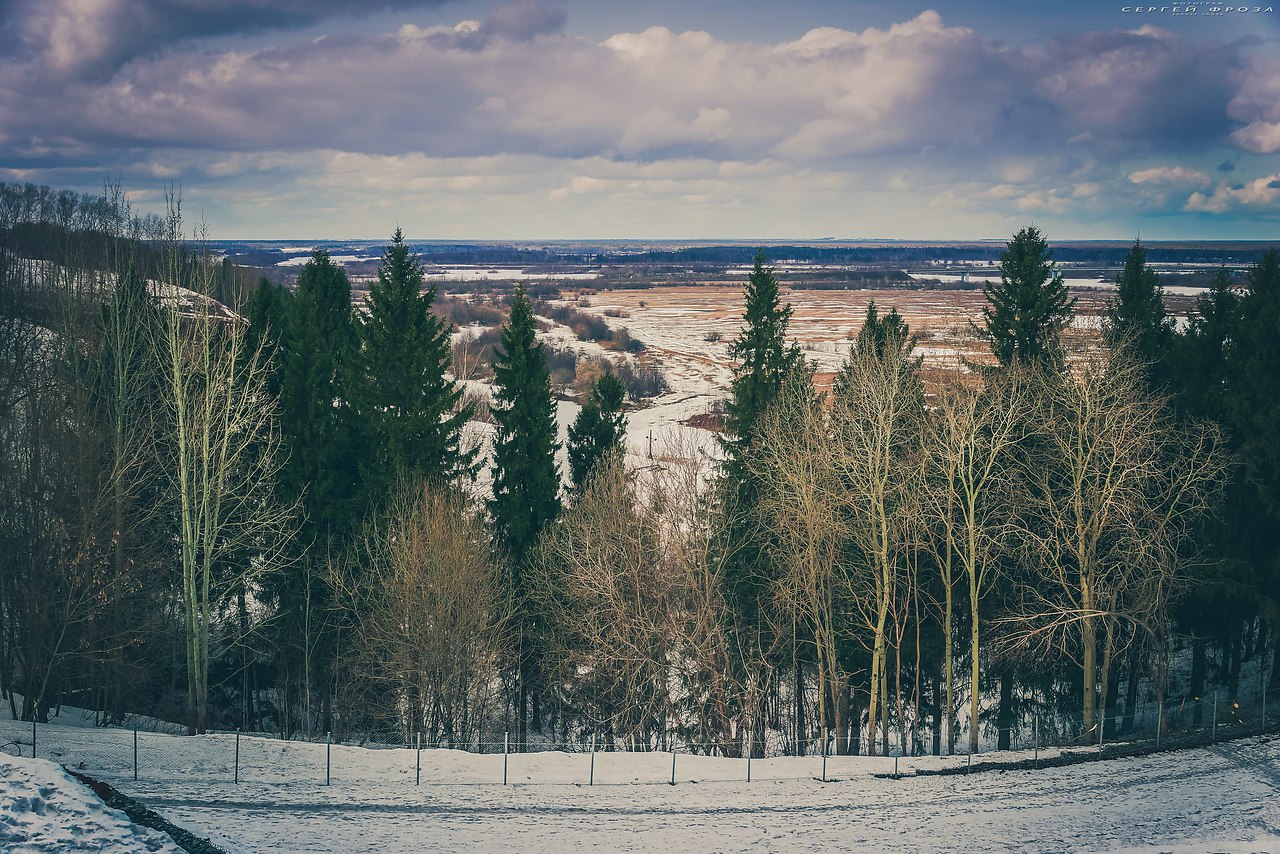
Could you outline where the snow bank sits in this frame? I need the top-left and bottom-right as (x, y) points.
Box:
(0, 754), (180, 853)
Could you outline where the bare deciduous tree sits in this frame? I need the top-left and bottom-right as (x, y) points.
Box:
(1006, 354), (1226, 743)
(922, 370), (1027, 754)
(337, 483), (509, 746)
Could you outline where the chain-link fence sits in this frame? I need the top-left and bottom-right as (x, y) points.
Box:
(3, 685), (1277, 788)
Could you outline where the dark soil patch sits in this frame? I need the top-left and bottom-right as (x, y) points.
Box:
(63, 768), (231, 854)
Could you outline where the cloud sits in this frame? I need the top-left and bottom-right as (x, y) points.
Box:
(1128, 166), (1212, 186)
(1, 9), (1275, 235)
(1038, 25), (1244, 148)
(1230, 121), (1280, 155)
(3, 0), (452, 79)
(1185, 174), (1280, 214)
(482, 0), (566, 41)
(1, 10), (1261, 172)
(1228, 56), (1280, 153)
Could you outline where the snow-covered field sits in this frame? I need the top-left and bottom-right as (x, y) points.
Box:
(5, 712), (1280, 852)
(0, 754), (180, 853)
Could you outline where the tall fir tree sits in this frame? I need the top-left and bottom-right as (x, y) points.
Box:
(1104, 239), (1173, 387)
(488, 284), (561, 745)
(721, 250), (802, 487)
(849, 301), (915, 362)
(1224, 250), (1280, 620)
(566, 372), (626, 492)
(717, 250), (803, 753)
(978, 226), (1076, 369)
(278, 253), (360, 543)
(1173, 269), (1239, 424)
(244, 277), (290, 399)
(356, 229), (475, 489)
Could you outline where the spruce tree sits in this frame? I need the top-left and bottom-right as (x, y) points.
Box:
(278, 252), (360, 542)
(567, 371), (626, 492)
(1104, 239), (1173, 387)
(717, 250), (802, 752)
(356, 229), (475, 488)
(1227, 250), (1280, 529)
(850, 301), (915, 361)
(978, 226), (1076, 369)
(489, 284), (561, 745)
(1173, 269), (1239, 423)
(244, 277), (290, 398)
(721, 249), (802, 485)
(837, 301), (920, 404)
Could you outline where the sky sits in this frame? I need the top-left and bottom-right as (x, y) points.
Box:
(1, 0), (1277, 240)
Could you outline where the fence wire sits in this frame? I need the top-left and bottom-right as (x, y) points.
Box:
(3, 686), (1276, 788)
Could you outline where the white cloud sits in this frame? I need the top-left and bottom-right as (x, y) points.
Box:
(1128, 166), (1212, 186)
(1185, 175), (1280, 214)
(1230, 121), (1280, 155)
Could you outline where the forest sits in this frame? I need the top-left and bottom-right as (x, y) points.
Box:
(1, 179), (1277, 758)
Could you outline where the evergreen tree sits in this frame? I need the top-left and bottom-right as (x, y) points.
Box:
(1172, 269), (1239, 424)
(488, 284), (561, 745)
(1227, 249), (1280, 521)
(1223, 250), (1280, 622)
(356, 229), (475, 489)
(244, 277), (290, 399)
(850, 301), (915, 361)
(721, 250), (802, 487)
(1104, 239), (1173, 387)
(837, 301), (920, 404)
(567, 371), (626, 492)
(978, 226), (1076, 369)
(278, 253), (359, 542)
(716, 250), (803, 753)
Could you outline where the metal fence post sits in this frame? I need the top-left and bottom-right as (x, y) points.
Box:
(503, 732), (509, 785)
(670, 745), (678, 785)
(1099, 715), (1105, 752)
(894, 752), (899, 780)
(416, 732), (421, 786)
(746, 739), (752, 784)
(1033, 716), (1039, 767)
(966, 751), (972, 774)
(233, 730), (239, 784)
(31, 718), (35, 759)
(326, 731), (331, 785)
(821, 728), (828, 783)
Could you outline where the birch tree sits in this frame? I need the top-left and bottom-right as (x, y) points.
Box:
(829, 334), (924, 754)
(1010, 354), (1225, 743)
(922, 371), (1027, 754)
(160, 215), (293, 734)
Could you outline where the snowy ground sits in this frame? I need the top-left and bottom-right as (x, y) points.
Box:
(5, 712), (1280, 852)
(117, 737), (1280, 853)
(0, 754), (180, 853)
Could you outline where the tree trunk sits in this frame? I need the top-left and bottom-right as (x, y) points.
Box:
(969, 583), (981, 754)
(932, 661), (942, 756)
(997, 671), (1013, 751)
(1121, 639), (1141, 733)
(1082, 615), (1097, 744)
(795, 657), (806, 756)
(1190, 636), (1207, 726)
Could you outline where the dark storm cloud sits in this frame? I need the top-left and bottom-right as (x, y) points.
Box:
(1039, 26), (1245, 148)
